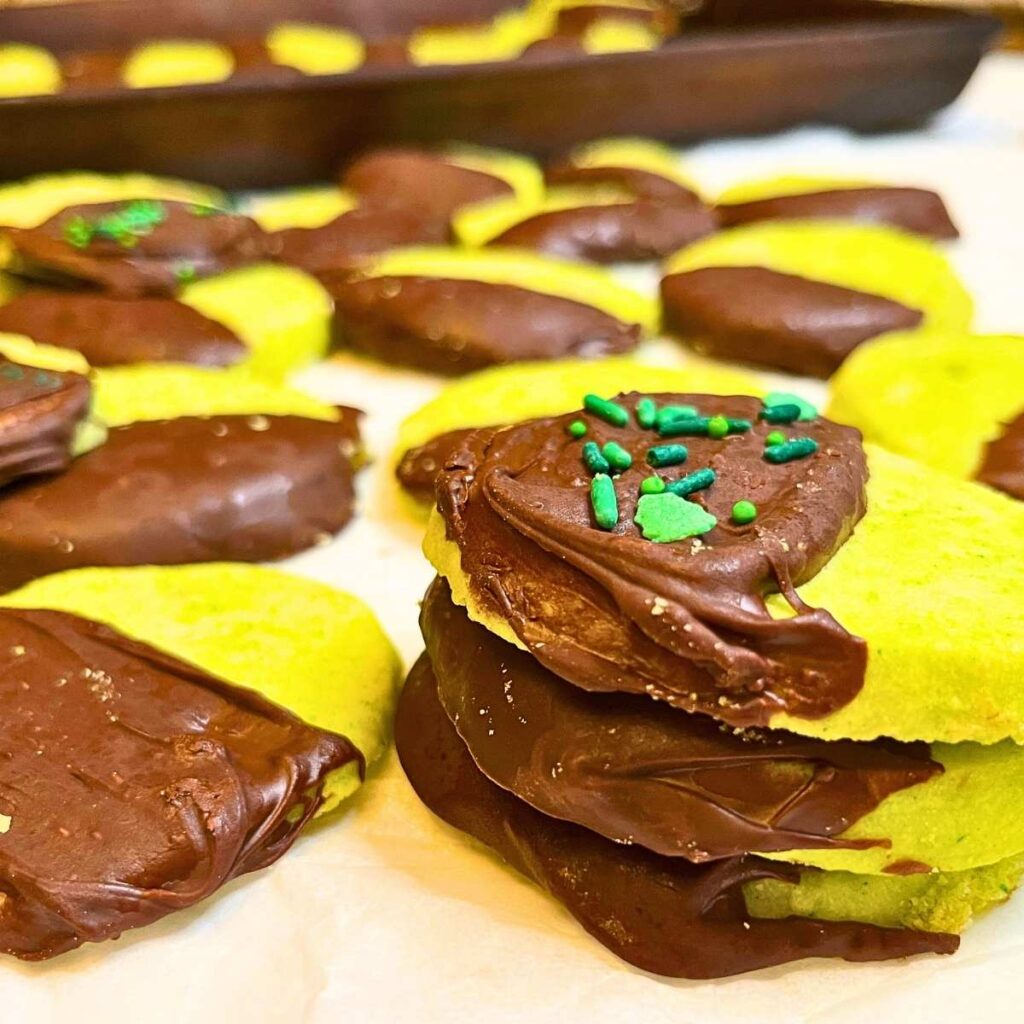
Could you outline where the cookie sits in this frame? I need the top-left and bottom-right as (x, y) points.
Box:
(121, 39), (235, 89)
(0, 43), (61, 98)
(265, 22), (365, 75)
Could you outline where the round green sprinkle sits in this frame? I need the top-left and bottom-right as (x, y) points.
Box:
(759, 403), (802, 424)
(666, 467), (716, 497)
(708, 415), (730, 439)
(602, 441), (633, 472)
(590, 473), (619, 530)
(646, 443), (688, 468)
(640, 475), (666, 495)
(732, 500), (758, 525)
(636, 397), (657, 429)
(765, 430), (786, 447)
(764, 437), (820, 464)
(582, 441), (611, 475)
(583, 393), (629, 428)
(568, 420), (588, 438)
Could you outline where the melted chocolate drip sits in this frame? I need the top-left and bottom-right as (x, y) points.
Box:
(0, 607), (358, 960)
(717, 186), (959, 240)
(396, 655), (957, 979)
(7, 201), (270, 297)
(397, 428), (476, 504)
(326, 275), (640, 374)
(0, 357), (91, 488)
(544, 161), (701, 204)
(0, 290), (245, 368)
(0, 410), (362, 593)
(423, 577), (939, 861)
(661, 266), (924, 378)
(436, 393), (868, 726)
(975, 412), (1024, 501)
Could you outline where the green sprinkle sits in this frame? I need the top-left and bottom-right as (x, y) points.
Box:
(583, 393), (628, 427)
(1, 364), (24, 380)
(568, 420), (588, 439)
(765, 391), (818, 421)
(764, 437), (820, 464)
(732, 500), (758, 525)
(666, 467), (716, 497)
(590, 474), (619, 530)
(727, 418), (752, 433)
(582, 441), (611, 475)
(602, 442), (633, 472)
(635, 492), (717, 543)
(62, 216), (93, 249)
(707, 414), (730, 439)
(174, 262), (197, 284)
(635, 396), (657, 429)
(646, 443), (688, 468)
(656, 404), (698, 428)
(760, 403), (802, 424)
(640, 475), (666, 495)
(658, 415), (710, 437)
(765, 430), (786, 447)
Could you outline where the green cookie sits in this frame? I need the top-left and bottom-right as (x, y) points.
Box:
(665, 220), (972, 332)
(1, 564), (402, 815)
(827, 331), (1024, 481)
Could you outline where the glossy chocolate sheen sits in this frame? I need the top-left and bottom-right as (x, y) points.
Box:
(0, 358), (91, 488)
(228, 39), (307, 84)
(396, 654), (957, 978)
(326, 275), (641, 374)
(271, 206), (447, 276)
(0, 606), (358, 960)
(0, 290), (245, 368)
(340, 148), (513, 230)
(717, 186), (959, 240)
(423, 577), (939, 861)
(544, 161), (701, 204)
(661, 266), (924, 378)
(976, 411), (1024, 501)
(490, 198), (716, 263)
(397, 427), (475, 504)
(0, 410), (362, 592)
(436, 393), (868, 727)
(7, 200), (270, 296)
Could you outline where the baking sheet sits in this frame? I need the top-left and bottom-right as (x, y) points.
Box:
(1, 52), (1023, 1024)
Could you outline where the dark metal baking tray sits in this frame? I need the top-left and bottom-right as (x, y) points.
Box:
(0, 0), (1001, 189)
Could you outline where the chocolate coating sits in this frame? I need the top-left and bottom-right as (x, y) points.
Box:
(59, 50), (124, 93)
(271, 207), (447, 276)
(717, 187), (959, 240)
(423, 577), (938, 861)
(397, 427), (476, 503)
(340, 148), (513, 230)
(7, 200), (269, 296)
(976, 411), (1024, 501)
(0, 290), (245, 368)
(0, 358), (91, 489)
(436, 393), (868, 727)
(661, 266), (924, 378)
(326, 275), (640, 374)
(228, 39), (306, 84)
(544, 161), (701, 204)
(490, 198), (715, 263)
(0, 411), (362, 593)
(396, 654), (956, 978)
(0, 606), (358, 960)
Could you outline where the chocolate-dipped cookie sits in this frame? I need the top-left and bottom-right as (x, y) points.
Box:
(121, 39), (235, 89)
(661, 221), (972, 377)
(325, 247), (656, 374)
(0, 43), (61, 98)
(524, 0), (673, 56)
(264, 22), (366, 76)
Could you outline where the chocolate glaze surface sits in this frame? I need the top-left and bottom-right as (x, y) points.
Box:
(0, 290), (246, 368)
(436, 393), (868, 727)
(0, 357), (91, 489)
(661, 266), (924, 378)
(397, 428), (475, 504)
(340, 148), (513, 230)
(423, 577), (939, 861)
(271, 206), (447, 276)
(0, 410), (362, 593)
(326, 275), (640, 374)
(976, 411), (1024, 501)
(717, 186), (959, 240)
(396, 654), (956, 979)
(7, 200), (269, 296)
(544, 161), (701, 204)
(491, 198), (715, 263)
(0, 606), (357, 960)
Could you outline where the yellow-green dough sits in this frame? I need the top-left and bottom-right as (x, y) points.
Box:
(0, 44), (61, 98)
(246, 186), (359, 231)
(665, 221), (972, 333)
(1, 564), (402, 814)
(827, 331), (1024, 481)
(581, 17), (661, 53)
(266, 22), (365, 76)
(717, 175), (876, 204)
(558, 136), (699, 191)
(408, 8), (549, 65)
(122, 39), (235, 89)
(747, 852), (1024, 935)
(180, 264), (333, 381)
